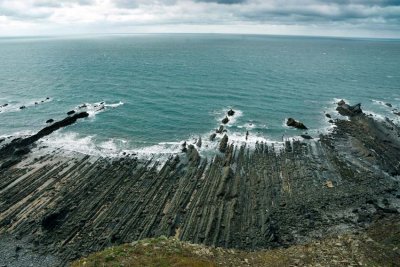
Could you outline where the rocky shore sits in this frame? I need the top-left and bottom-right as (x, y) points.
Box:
(0, 101), (399, 266)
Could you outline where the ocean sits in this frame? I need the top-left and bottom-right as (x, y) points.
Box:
(0, 34), (399, 158)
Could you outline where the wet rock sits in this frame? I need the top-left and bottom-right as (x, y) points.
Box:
(385, 103), (392, 108)
(286, 118), (308, 130)
(181, 141), (187, 153)
(19, 106), (26, 110)
(246, 131), (249, 141)
(209, 133), (217, 141)
(14, 147), (30, 156)
(301, 134), (313, 140)
(0, 112), (89, 159)
(222, 117), (229, 124)
(216, 125), (224, 134)
(0, 103), (8, 108)
(336, 101), (363, 117)
(337, 99), (346, 106)
(186, 144), (200, 163)
(46, 119), (54, 124)
(227, 109), (235, 116)
(394, 111), (400, 116)
(67, 110), (76, 116)
(325, 113), (331, 118)
(329, 120), (334, 123)
(196, 137), (202, 148)
(219, 134), (228, 153)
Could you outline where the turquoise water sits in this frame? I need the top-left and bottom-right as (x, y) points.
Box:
(0, 34), (399, 157)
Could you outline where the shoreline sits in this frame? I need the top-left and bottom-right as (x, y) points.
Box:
(0, 101), (400, 266)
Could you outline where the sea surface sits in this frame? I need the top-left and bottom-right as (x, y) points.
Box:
(0, 34), (399, 158)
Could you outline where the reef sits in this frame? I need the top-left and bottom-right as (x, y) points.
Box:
(0, 103), (399, 266)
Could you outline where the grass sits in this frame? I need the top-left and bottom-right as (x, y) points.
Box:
(71, 217), (400, 267)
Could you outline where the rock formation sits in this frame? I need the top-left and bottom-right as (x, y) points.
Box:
(286, 118), (308, 130)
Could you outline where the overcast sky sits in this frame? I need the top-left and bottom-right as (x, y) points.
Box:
(0, 0), (399, 38)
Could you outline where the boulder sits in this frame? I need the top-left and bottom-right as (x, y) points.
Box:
(222, 117), (229, 124)
(67, 110), (76, 116)
(227, 109), (235, 116)
(337, 99), (346, 106)
(209, 133), (217, 141)
(385, 103), (392, 108)
(246, 131), (249, 140)
(46, 119), (54, 124)
(325, 113), (331, 118)
(196, 137), (202, 148)
(301, 134), (313, 140)
(336, 101), (363, 117)
(19, 106), (26, 110)
(216, 125), (224, 134)
(219, 134), (228, 153)
(286, 118), (308, 130)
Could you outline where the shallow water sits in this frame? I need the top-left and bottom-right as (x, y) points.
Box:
(0, 34), (399, 157)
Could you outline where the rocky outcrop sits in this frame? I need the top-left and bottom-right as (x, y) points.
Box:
(222, 117), (229, 124)
(219, 134), (228, 153)
(67, 110), (76, 116)
(286, 118), (308, 130)
(209, 133), (217, 141)
(0, 112), (89, 160)
(227, 109), (235, 116)
(46, 119), (54, 124)
(0, 101), (399, 266)
(336, 100), (363, 117)
(196, 137), (202, 148)
(216, 125), (224, 134)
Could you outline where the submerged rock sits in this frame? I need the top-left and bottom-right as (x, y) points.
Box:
(46, 119), (54, 124)
(286, 118), (308, 130)
(19, 106), (26, 110)
(222, 117), (229, 124)
(219, 134), (228, 153)
(325, 113), (331, 118)
(385, 103), (392, 108)
(227, 109), (235, 116)
(67, 110), (76, 116)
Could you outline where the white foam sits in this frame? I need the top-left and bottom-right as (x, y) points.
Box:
(75, 101), (124, 118)
(0, 98), (52, 114)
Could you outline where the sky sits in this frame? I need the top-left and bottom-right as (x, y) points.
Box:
(0, 0), (399, 38)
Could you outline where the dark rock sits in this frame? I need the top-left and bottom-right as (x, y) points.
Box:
(209, 133), (217, 141)
(14, 147), (30, 156)
(0, 112), (89, 159)
(216, 125), (224, 134)
(385, 103), (392, 108)
(219, 134), (228, 153)
(246, 131), (249, 140)
(41, 209), (68, 231)
(222, 116), (229, 124)
(301, 134), (313, 140)
(0, 103), (8, 108)
(325, 113), (331, 118)
(46, 119), (54, 124)
(0, 158), (20, 169)
(286, 118), (308, 130)
(19, 106), (26, 110)
(394, 111), (400, 116)
(329, 120), (334, 123)
(35, 102), (38, 105)
(186, 145), (200, 163)
(336, 101), (363, 117)
(196, 137), (202, 148)
(67, 110), (76, 116)
(337, 99), (346, 106)
(46, 97), (50, 100)
(227, 109), (235, 116)
(181, 141), (187, 153)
